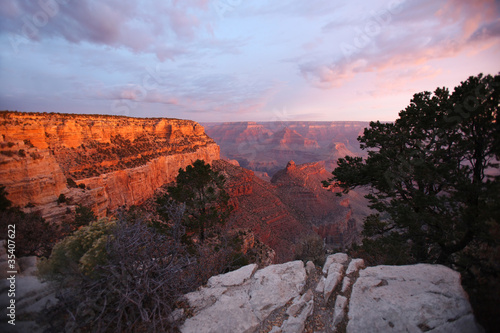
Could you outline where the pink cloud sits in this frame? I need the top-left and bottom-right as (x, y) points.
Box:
(0, 0), (219, 61)
(300, 0), (500, 89)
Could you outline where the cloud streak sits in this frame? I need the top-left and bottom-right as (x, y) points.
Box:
(299, 0), (500, 89)
(0, 0), (238, 60)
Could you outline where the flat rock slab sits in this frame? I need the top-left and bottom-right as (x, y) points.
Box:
(208, 263), (257, 288)
(181, 261), (306, 333)
(346, 264), (483, 333)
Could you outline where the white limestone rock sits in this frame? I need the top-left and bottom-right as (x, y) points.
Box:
(184, 286), (227, 311)
(341, 276), (351, 294)
(181, 260), (307, 333)
(324, 263), (344, 302)
(332, 295), (348, 328)
(305, 260), (316, 275)
(207, 263), (257, 288)
(282, 298), (314, 333)
(323, 253), (349, 274)
(249, 260), (306, 320)
(287, 289), (313, 317)
(182, 289), (260, 333)
(315, 276), (325, 293)
(345, 258), (364, 275)
(346, 264), (484, 333)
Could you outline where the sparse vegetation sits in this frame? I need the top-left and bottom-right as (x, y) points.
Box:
(0, 186), (61, 257)
(0, 150), (15, 157)
(294, 233), (326, 266)
(57, 193), (66, 204)
(74, 204), (97, 229)
(66, 178), (77, 188)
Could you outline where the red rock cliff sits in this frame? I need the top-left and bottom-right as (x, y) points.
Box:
(0, 111), (220, 220)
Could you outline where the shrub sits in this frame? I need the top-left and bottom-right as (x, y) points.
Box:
(78, 183), (85, 189)
(294, 233), (326, 266)
(29, 152), (41, 159)
(39, 220), (209, 332)
(67, 178), (77, 188)
(57, 193), (66, 204)
(74, 204), (97, 229)
(38, 219), (116, 281)
(0, 187), (61, 258)
(18, 149), (26, 157)
(23, 139), (34, 147)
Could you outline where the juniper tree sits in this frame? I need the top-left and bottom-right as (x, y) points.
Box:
(168, 159), (233, 242)
(324, 73), (500, 266)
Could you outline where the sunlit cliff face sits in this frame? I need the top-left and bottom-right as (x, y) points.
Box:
(0, 111), (219, 220)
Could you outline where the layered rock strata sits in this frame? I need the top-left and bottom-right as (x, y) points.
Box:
(212, 160), (313, 262)
(0, 111), (219, 220)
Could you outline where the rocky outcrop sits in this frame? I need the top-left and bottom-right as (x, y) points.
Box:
(181, 261), (307, 333)
(0, 243), (484, 333)
(347, 264), (482, 333)
(212, 159), (369, 260)
(0, 111), (219, 220)
(177, 254), (483, 333)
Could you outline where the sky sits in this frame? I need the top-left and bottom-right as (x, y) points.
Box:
(0, 0), (499, 123)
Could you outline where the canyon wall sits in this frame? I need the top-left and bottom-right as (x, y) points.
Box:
(212, 160), (313, 262)
(0, 111), (219, 220)
(212, 159), (369, 261)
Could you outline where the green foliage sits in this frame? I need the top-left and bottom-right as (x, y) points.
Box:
(38, 219), (116, 281)
(167, 159), (233, 242)
(327, 73), (500, 266)
(74, 204), (97, 228)
(38, 214), (238, 332)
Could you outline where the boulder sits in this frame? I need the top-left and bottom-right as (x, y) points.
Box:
(180, 254), (483, 333)
(323, 253), (349, 274)
(324, 263), (344, 301)
(249, 261), (306, 320)
(332, 295), (348, 328)
(181, 261), (307, 333)
(346, 264), (483, 333)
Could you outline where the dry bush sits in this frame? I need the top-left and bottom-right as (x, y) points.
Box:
(40, 217), (234, 332)
(294, 233), (326, 266)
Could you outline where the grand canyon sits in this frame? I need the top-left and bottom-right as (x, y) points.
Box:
(0, 111), (370, 261)
(0, 110), (491, 333)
